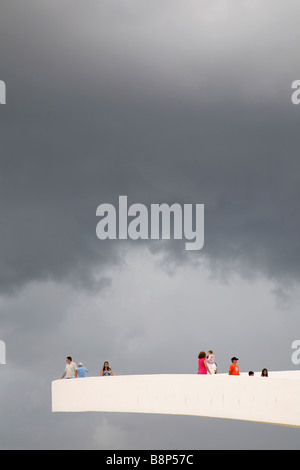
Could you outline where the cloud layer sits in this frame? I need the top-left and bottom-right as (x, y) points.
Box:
(0, 0), (300, 450)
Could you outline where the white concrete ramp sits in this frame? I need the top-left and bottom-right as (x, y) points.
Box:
(52, 371), (300, 427)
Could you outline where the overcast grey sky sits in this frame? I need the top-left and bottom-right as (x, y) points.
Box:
(0, 0), (300, 450)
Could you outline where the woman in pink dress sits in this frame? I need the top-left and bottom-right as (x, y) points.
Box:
(198, 351), (211, 375)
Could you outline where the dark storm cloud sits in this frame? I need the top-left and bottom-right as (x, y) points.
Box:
(0, 0), (300, 451)
(0, 0), (299, 294)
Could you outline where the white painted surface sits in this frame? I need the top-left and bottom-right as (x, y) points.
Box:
(52, 371), (300, 427)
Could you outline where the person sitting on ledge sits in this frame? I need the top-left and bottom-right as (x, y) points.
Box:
(207, 350), (217, 375)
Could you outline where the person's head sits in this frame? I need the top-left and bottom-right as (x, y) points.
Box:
(78, 362), (83, 367)
(66, 356), (72, 364)
(208, 350), (213, 355)
(231, 357), (238, 364)
(198, 351), (206, 359)
(103, 361), (110, 370)
(261, 368), (268, 377)
(248, 371), (254, 376)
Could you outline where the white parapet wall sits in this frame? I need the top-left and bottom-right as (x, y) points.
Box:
(52, 371), (300, 427)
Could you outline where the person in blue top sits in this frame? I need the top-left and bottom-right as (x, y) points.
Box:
(77, 362), (88, 378)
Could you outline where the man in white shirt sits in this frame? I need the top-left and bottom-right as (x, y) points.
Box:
(60, 356), (77, 379)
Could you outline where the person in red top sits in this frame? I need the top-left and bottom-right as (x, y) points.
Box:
(229, 357), (240, 375)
